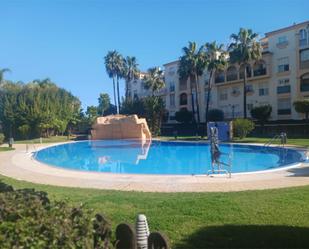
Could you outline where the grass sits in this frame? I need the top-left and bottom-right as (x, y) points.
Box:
(0, 147), (15, 152)
(1, 174), (309, 248)
(14, 135), (75, 144)
(160, 136), (309, 148)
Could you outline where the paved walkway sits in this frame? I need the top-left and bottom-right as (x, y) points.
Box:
(0, 143), (308, 192)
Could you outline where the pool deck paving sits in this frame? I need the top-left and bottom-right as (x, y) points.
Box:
(0, 143), (308, 192)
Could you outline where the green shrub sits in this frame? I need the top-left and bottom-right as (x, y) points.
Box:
(175, 108), (193, 124)
(250, 105), (272, 126)
(207, 109), (224, 122)
(233, 118), (255, 139)
(0, 133), (4, 145)
(0, 182), (112, 248)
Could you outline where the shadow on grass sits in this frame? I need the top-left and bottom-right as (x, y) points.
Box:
(174, 225), (309, 249)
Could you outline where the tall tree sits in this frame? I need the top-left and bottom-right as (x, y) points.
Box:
(104, 50), (123, 114)
(204, 41), (227, 125)
(143, 67), (165, 96)
(122, 56), (140, 99)
(178, 42), (207, 124)
(228, 28), (262, 118)
(0, 68), (11, 85)
(98, 93), (111, 115)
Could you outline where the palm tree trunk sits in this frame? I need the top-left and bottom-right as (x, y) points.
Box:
(205, 70), (213, 126)
(243, 67), (247, 118)
(116, 75), (121, 114)
(190, 78), (196, 123)
(125, 80), (128, 100)
(194, 73), (201, 125)
(112, 76), (117, 114)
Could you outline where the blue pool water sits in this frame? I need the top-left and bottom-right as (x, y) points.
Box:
(35, 140), (303, 175)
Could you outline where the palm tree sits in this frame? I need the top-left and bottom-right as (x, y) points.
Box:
(122, 56), (140, 99)
(115, 54), (124, 111)
(228, 28), (262, 118)
(204, 42), (227, 125)
(104, 51), (123, 114)
(178, 42), (207, 124)
(143, 67), (165, 96)
(0, 68), (11, 85)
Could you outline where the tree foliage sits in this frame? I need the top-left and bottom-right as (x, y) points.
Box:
(0, 79), (81, 139)
(178, 42), (207, 124)
(98, 93), (111, 116)
(204, 42), (227, 124)
(228, 28), (262, 118)
(250, 105), (272, 126)
(143, 67), (165, 95)
(175, 108), (193, 124)
(208, 109), (224, 122)
(294, 100), (309, 121)
(121, 96), (166, 135)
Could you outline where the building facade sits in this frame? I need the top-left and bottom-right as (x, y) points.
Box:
(128, 21), (309, 123)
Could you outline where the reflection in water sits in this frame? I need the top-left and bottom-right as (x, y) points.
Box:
(35, 140), (303, 175)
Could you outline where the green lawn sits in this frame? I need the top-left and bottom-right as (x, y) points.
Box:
(160, 136), (309, 148)
(1, 174), (309, 248)
(14, 135), (74, 144)
(0, 147), (15, 152)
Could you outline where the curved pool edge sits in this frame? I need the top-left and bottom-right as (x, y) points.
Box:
(0, 142), (308, 192)
(34, 140), (306, 176)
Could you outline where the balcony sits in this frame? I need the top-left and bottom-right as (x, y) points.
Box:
(215, 75), (225, 84)
(253, 68), (267, 77)
(278, 109), (291, 115)
(277, 85), (291, 94)
(226, 73), (238, 81)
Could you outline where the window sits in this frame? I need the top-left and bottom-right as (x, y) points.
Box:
(226, 66), (238, 81)
(215, 70), (225, 83)
(179, 78), (187, 91)
(278, 57), (289, 72)
(169, 111), (176, 121)
(231, 87), (240, 97)
(299, 29), (308, 47)
(133, 90), (138, 100)
(278, 78), (290, 85)
(179, 93), (187, 105)
(170, 94), (175, 107)
(247, 103), (253, 111)
(246, 84), (254, 94)
(277, 98), (291, 115)
(278, 36), (287, 45)
(277, 85), (291, 94)
(300, 49), (309, 62)
(253, 61), (267, 76)
(169, 82), (175, 92)
(219, 89), (228, 101)
(300, 73), (309, 92)
(259, 83), (269, 96)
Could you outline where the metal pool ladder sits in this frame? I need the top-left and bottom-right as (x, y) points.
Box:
(264, 132), (287, 148)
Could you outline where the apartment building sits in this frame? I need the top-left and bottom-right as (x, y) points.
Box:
(128, 21), (309, 123)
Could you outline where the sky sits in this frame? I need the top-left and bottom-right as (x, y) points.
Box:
(1, 0), (309, 109)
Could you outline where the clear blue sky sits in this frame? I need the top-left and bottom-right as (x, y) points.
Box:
(1, 0), (308, 109)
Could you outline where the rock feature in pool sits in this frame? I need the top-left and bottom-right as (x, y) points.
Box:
(91, 114), (151, 140)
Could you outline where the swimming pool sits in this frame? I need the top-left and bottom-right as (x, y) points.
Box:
(35, 140), (304, 175)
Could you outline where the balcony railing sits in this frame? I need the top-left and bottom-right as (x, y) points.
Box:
(215, 75), (225, 83)
(277, 85), (291, 94)
(253, 68), (267, 77)
(226, 74), (238, 81)
(278, 109), (291, 115)
(239, 71), (252, 79)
